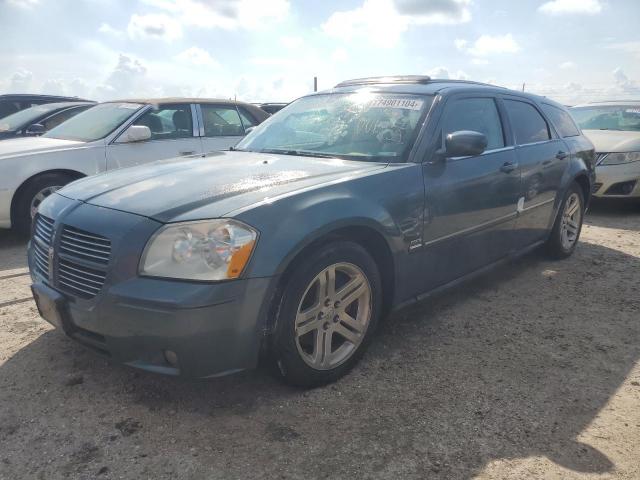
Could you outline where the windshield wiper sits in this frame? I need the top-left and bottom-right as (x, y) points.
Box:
(258, 148), (338, 158)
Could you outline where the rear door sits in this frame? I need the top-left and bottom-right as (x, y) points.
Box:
(420, 95), (521, 291)
(105, 103), (203, 170)
(197, 104), (248, 154)
(501, 97), (569, 248)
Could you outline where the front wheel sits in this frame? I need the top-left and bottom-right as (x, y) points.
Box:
(545, 182), (585, 259)
(13, 173), (74, 235)
(271, 241), (382, 387)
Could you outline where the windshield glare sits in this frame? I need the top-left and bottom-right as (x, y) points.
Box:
(0, 104), (61, 132)
(570, 105), (640, 132)
(236, 92), (433, 162)
(43, 102), (143, 142)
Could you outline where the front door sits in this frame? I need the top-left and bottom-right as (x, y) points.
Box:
(106, 103), (203, 170)
(501, 98), (568, 248)
(421, 96), (521, 292)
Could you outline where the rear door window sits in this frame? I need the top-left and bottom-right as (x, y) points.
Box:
(541, 104), (580, 137)
(504, 100), (551, 145)
(201, 105), (245, 137)
(443, 97), (505, 151)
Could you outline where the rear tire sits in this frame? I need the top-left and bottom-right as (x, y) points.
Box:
(271, 241), (382, 388)
(545, 182), (585, 259)
(13, 173), (74, 235)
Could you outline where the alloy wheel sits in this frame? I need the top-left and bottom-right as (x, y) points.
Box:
(30, 186), (62, 219)
(560, 192), (582, 250)
(294, 262), (372, 370)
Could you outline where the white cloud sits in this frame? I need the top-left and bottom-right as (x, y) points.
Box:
(457, 34), (520, 57)
(41, 79), (66, 95)
(425, 66), (469, 80)
(538, 0), (603, 16)
(605, 41), (640, 59)
(454, 38), (468, 50)
(94, 54), (148, 99)
(5, 0), (39, 8)
(280, 35), (304, 49)
(8, 69), (33, 92)
(141, 0), (290, 30)
(98, 23), (124, 37)
(471, 58), (490, 65)
(331, 48), (349, 63)
(174, 47), (218, 67)
(127, 13), (182, 41)
(559, 61), (575, 69)
(323, 0), (471, 47)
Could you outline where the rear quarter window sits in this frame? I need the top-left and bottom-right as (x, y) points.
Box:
(541, 104), (580, 138)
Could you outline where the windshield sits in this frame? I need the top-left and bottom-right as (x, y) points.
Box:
(236, 92), (433, 162)
(570, 105), (640, 132)
(0, 103), (62, 132)
(44, 102), (143, 142)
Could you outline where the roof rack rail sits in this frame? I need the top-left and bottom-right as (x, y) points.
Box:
(335, 76), (432, 87)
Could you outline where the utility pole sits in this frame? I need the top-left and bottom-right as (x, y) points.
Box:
(314, 76), (318, 92)
(522, 82), (525, 92)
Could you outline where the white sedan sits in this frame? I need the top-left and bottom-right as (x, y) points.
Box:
(0, 98), (269, 233)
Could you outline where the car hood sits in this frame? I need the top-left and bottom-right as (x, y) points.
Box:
(0, 136), (85, 159)
(58, 151), (387, 222)
(581, 130), (640, 153)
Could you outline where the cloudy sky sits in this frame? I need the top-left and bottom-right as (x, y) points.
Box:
(1, 0), (639, 104)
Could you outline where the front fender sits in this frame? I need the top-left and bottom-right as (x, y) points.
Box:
(235, 164), (424, 283)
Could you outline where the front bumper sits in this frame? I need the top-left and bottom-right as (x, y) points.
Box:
(593, 161), (640, 198)
(28, 195), (276, 378)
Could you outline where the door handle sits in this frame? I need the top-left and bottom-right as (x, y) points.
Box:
(180, 150), (196, 156)
(555, 151), (568, 160)
(500, 161), (518, 173)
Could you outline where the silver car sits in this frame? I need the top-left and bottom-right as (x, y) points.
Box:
(571, 101), (640, 198)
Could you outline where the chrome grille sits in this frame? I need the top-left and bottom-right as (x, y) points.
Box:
(60, 225), (111, 265)
(32, 215), (54, 279)
(57, 225), (111, 299)
(58, 259), (107, 299)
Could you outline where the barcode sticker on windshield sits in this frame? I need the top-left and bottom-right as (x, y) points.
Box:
(368, 98), (424, 110)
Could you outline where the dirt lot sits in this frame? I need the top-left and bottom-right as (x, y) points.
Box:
(0, 201), (639, 480)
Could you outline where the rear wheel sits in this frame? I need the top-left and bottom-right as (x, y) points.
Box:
(545, 182), (584, 259)
(271, 241), (382, 387)
(13, 173), (75, 235)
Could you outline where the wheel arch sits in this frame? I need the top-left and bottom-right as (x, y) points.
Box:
(10, 169), (85, 226)
(263, 222), (397, 336)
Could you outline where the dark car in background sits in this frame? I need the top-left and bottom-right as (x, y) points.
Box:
(0, 101), (95, 140)
(29, 76), (595, 387)
(0, 94), (90, 119)
(255, 102), (288, 115)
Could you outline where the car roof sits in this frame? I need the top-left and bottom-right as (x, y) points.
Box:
(32, 101), (95, 109)
(315, 75), (563, 108)
(0, 94), (90, 102)
(107, 97), (257, 106)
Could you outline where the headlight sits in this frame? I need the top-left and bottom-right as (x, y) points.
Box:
(140, 220), (258, 281)
(600, 152), (640, 165)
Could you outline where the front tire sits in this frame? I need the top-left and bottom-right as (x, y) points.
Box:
(271, 241), (382, 388)
(13, 173), (74, 235)
(545, 182), (585, 259)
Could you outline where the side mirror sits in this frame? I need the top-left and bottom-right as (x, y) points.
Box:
(445, 130), (488, 157)
(25, 123), (46, 136)
(244, 126), (256, 135)
(117, 125), (151, 143)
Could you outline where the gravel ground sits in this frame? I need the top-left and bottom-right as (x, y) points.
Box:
(0, 200), (639, 480)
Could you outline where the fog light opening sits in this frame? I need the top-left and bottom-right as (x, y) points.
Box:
(164, 350), (179, 367)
